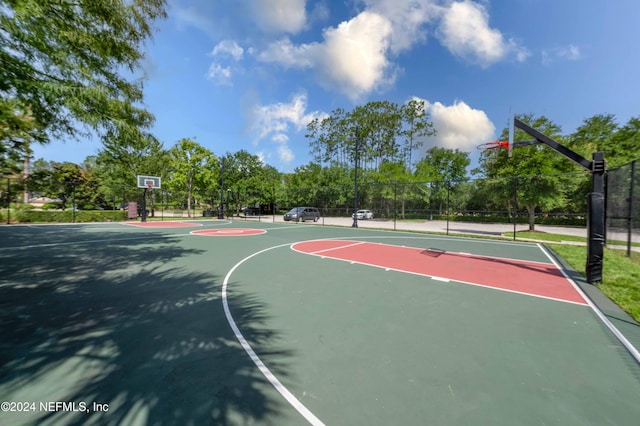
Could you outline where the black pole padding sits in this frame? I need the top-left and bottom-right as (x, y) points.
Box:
(586, 192), (605, 283)
(141, 188), (147, 222)
(586, 151), (606, 284)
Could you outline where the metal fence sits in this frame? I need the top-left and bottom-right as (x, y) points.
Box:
(272, 173), (589, 229)
(606, 158), (640, 256)
(0, 172), (596, 232)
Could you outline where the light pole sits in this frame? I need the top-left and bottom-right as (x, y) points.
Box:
(352, 127), (361, 228)
(218, 157), (225, 219)
(0, 173), (8, 225)
(227, 188), (231, 218)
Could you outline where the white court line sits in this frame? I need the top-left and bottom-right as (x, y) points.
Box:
(222, 244), (325, 426)
(122, 221), (203, 227)
(293, 238), (553, 267)
(307, 241), (366, 255)
(538, 244), (640, 364)
(304, 248), (587, 306)
(294, 224), (543, 248)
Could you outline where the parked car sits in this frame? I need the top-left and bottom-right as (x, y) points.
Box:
(352, 209), (374, 220)
(284, 207), (320, 222)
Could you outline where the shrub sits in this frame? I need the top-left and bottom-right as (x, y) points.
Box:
(41, 203), (61, 210)
(13, 210), (126, 223)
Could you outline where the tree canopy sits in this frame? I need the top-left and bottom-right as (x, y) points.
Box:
(0, 0), (167, 171)
(306, 100), (436, 171)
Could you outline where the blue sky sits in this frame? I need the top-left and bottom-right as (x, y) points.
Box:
(33, 0), (640, 172)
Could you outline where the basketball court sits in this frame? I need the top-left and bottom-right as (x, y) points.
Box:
(1, 219), (639, 425)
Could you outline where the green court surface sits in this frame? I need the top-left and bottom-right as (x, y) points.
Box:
(1, 220), (639, 425)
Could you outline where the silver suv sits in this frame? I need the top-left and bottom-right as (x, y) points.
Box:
(284, 207), (320, 222)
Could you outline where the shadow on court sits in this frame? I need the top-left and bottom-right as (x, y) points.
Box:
(421, 248), (563, 278)
(0, 230), (295, 425)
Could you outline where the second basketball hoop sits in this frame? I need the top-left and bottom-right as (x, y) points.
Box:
(137, 175), (161, 189)
(476, 140), (509, 151)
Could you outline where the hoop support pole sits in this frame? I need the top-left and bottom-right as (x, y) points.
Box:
(513, 117), (605, 284)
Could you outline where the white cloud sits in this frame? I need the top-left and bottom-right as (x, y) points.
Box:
(309, 1), (330, 24)
(251, 93), (328, 164)
(359, 0), (440, 53)
(412, 97), (495, 156)
(255, 151), (266, 165)
(319, 11), (395, 99)
(207, 40), (244, 85)
(206, 63), (233, 85)
(211, 40), (244, 61)
(251, 0), (307, 34)
(542, 44), (581, 65)
(257, 38), (316, 68)
(436, 0), (529, 67)
(277, 144), (295, 163)
(258, 11), (395, 100)
(172, 5), (218, 39)
(255, 2), (529, 100)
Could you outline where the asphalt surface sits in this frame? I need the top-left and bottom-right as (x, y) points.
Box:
(1, 220), (639, 425)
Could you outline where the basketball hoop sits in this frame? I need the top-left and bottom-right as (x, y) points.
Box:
(137, 175), (161, 189)
(477, 140), (509, 151)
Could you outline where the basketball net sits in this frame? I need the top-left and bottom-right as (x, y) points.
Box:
(476, 141), (509, 151)
(477, 141), (508, 168)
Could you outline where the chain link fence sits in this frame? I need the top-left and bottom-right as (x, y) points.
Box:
(0, 171), (601, 236)
(606, 158), (640, 256)
(272, 172), (590, 231)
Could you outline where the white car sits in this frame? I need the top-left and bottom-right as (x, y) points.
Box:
(352, 209), (374, 220)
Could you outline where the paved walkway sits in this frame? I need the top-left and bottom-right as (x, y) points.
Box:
(238, 216), (639, 251)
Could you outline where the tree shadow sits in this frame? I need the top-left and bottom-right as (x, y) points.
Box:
(447, 228), (504, 236)
(0, 229), (295, 425)
(419, 248), (565, 278)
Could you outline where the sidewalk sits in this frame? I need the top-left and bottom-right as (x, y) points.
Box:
(239, 215), (639, 252)
(255, 215), (585, 237)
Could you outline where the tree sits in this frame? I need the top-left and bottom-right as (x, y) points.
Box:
(47, 162), (86, 210)
(611, 116), (640, 166)
(305, 100), (436, 172)
(415, 147), (470, 214)
(569, 114), (640, 169)
(317, 164), (352, 210)
(76, 156), (103, 209)
(567, 114), (618, 166)
(219, 150), (279, 214)
(400, 99), (436, 168)
(351, 101), (404, 169)
(0, 0), (167, 165)
(167, 138), (217, 217)
(306, 108), (351, 166)
(370, 161), (414, 218)
(96, 133), (167, 209)
(282, 163), (324, 208)
(0, 101), (43, 175)
(478, 114), (573, 230)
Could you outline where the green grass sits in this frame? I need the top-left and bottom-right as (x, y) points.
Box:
(505, 231), (586, 243)
(548, 244), (640, 322)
